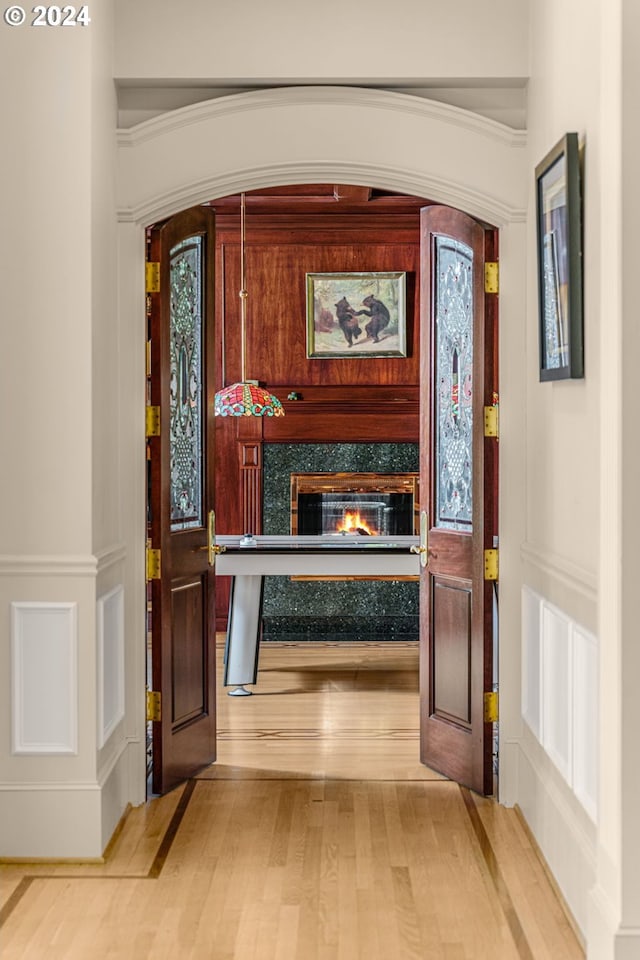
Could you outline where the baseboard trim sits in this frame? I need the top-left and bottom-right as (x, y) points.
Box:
(0, 855), (105, 865)
(514, 803), (586, 951)
(101, 802), (132, 860)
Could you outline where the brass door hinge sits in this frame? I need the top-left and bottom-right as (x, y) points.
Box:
(484, 261), (499, 294)
(484, 405), (499, 438)
(146, 340), (151, 378)
(484, 691), (499, 723)
(146, 261), (160, 293)
(484, 548), (499, 581)
(146, 405), (160, 437)
(146, 689), (162, 722)
(146, 547), (161, 581)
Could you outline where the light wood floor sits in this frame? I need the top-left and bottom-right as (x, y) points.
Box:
(1, 642), (584, 959)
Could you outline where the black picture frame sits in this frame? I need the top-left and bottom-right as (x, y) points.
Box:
(535, 132), (583, 380)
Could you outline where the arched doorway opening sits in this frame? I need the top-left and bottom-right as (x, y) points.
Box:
(117, 85), (527, 806)
(143, 182), (499, 796)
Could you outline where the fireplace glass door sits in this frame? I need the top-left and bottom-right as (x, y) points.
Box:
(291, 473), (419, 537)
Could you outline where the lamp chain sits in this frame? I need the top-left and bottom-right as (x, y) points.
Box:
(240, 193), (248, 383)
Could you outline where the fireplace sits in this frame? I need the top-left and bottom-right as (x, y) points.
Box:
(262, 443), (420, 641)
(291, 472), (419, 537)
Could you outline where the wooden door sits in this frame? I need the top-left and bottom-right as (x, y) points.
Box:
(419, 205), (498, 795)
(147, 206), (217, 794)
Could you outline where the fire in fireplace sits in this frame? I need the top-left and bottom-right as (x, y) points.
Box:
(290, 472), (419, 537)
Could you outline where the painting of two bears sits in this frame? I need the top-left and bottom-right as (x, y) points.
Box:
(306, 271), (407, 358)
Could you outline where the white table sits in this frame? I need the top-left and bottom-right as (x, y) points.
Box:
(215, 535), (420, 694)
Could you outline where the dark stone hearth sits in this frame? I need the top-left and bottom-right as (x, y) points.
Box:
(261, 615), (419, 642)
(262, 443), (419, 642)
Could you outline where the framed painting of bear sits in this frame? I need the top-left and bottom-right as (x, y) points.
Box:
(306, 271), (407, 358)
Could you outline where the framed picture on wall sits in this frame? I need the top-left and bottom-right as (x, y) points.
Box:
(535, 132), (584, 380)
(306, 271), (407, 359)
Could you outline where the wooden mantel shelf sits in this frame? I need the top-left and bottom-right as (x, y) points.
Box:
(258, 385), (419, 443)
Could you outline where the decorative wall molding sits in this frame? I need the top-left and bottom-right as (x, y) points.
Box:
(541, 603), (572, 782)
(97, 585), (125, 750)
(519, 726), (597, 856)
(571, 623), (598, 820)
(240, 442), (262, 535)
(117, 86), (528, 151)
(11, 602), (78, 755)
(0, 554), (98, 577)
(97, 737), (132, 788)
(118, 162), (527, 228)
(521, 586), (598, 821)
(95, 543), (127, 575)
(0, 737), (135, 789)
(520, 540), (597, 603)
(0, 544), (126, 578)
(116, 87), (527, 226)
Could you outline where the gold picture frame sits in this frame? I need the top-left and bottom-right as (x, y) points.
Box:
(306, 271), (407, 359)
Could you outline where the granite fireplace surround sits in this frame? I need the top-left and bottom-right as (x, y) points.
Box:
(261, 442), (419, 642)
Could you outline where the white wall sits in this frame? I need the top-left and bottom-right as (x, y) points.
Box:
(617, 0), (640, 955)
(0, 9), (95, 856)
(0, 27), (93, 559)
(525, 0), (640, 956)
(525, 0), (600, 607)
(114, 0), (529, 84)
(0, 0), (143, 857)
(519, 0), (602, 927)
(90, 0), (146, 853)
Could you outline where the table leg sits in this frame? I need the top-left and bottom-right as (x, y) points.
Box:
(223, 575), (264, 695)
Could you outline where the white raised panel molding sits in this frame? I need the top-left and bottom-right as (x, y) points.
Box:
(572, 625), (598, 821)
(521, 587), (598, 822)
(541, 603), (572, 782)
(97, 585), (125, 749)
(11, 602), (78, 754)
(522, 586), (542, 738)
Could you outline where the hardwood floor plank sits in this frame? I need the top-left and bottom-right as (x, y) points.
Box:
(0, 643), (584, 960)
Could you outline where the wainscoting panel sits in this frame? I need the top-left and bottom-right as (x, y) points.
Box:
(541, 603), (572, 782)
(521, 585), (541, 738)
(571, 624), (598, 821)
(521, 586), (598, 821)
(11, 601), (78, 754)
(97, 585), (125, 749)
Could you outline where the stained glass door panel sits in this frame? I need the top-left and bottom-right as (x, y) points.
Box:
(169, 236), (203, 530)
(434, 237), (473, 531)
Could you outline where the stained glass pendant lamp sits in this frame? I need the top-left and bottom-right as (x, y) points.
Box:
(214, 193), (284, 417)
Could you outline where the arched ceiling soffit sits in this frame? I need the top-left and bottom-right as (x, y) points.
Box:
(117, 86), (527, 226)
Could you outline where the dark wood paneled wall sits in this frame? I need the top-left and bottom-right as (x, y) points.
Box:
(212, 193), (423, 625)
